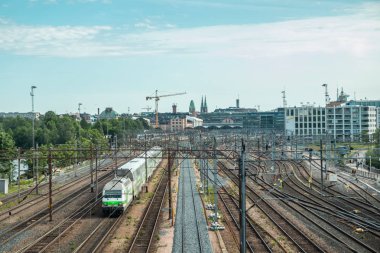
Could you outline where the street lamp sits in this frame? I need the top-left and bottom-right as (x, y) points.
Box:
(30, 85), (37, 194)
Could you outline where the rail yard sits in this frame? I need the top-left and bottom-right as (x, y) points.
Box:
(0, 132), (380, 253)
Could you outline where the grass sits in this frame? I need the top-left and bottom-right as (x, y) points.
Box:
(0, 179), (35, 198)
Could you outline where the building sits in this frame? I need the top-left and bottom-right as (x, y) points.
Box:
(243, 108), (285, 131)
(285, 105), (326, 136)
(189, 100), (196, 116)
(170, 115), (203, 131)
(346, 99), (380, 128)
(186, 116), (203, 128)
(326, 105), (377, 142)
(0, 112), (40, 120)
(170, 116), (186, 131)
(99, 107), (119, 120)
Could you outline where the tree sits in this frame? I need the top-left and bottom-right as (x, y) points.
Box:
(0, 130), (16, 182)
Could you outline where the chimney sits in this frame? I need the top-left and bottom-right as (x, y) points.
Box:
(172, 103), (177, 114)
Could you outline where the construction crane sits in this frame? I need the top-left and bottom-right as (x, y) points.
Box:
(146, 90), (186, 128)
(141, 106), (152, 112)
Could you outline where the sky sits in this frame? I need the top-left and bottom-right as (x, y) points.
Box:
(0, 0), (379, 115)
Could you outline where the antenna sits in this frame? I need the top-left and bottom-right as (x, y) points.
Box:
(322, 83), (330, 105)
(281, 90), (287, 108)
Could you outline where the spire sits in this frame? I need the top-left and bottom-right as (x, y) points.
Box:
(204, 96), (208, 113)
(201, 96), (204, 113)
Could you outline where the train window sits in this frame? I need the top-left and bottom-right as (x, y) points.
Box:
(104, 194), (122, 198)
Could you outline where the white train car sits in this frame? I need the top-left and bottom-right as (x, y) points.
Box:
(102, 177), (133, 214)
(119, 146), (162, 198)
(102, 147), (162, 214)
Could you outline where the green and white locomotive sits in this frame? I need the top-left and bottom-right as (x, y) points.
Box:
(102, 147), (162, 215)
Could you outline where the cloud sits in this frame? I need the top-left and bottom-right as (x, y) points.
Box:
(0, 25), (112, 57)
(29, 0), (111, 3)
(134, 19), (156, 30)
(0, 3), (379, 58)
(0, 17), (10, 25)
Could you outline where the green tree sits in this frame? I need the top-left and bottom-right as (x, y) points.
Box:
(0, 130), (16, 181)
(366, 128), (380, 169)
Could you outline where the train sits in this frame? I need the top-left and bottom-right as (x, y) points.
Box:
(102, 147), (162, 215)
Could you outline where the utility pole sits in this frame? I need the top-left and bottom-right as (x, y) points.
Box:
(76, 102), (82, 177)
(320, 139), (324, 194)
(168, 149), (173, 224)
(17, 148), (21, 203)
(30, 85), (37, 194)
(36, 143), (39, 189)
(239, 139), (246, 253)
(213, 137), (218, 224)
(48, 148), (52, 222)
(271, 137), (275, 172)
(309, 149), (312, 187)
(90, 144), (94, 193)
(115, 135), (118, 169)
(95, 148), (98, 201)
(145, 134), (148, 191)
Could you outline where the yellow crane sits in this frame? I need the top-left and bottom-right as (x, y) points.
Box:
(146, 90), (186, 128)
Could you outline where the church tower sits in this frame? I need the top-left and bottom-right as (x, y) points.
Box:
(204, 96), (208, 113)
(200, 96), (204, 113)
(189, 100), (196, 115)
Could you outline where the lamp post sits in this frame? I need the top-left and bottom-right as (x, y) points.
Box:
(30, 85), (37, 194)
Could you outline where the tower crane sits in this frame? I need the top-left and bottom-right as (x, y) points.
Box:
(141, 106), (152, 112)
(146, 90), (186, 128)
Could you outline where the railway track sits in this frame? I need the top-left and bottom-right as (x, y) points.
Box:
(0, 169), (115, 250)
(337, 172), (380, 207)
(246, 153), (379, 252)
(185, 159), (203, 252)
(218, 159), (324, 253)
(254, 173), (379, 253)
(173, 158), (212, 253)
(127, 168), (168, 253)
(296, 160), (380, 218)
(0, 155), (118, 207)
(281, 161), (380, 231)
(217, 186), (275, 252)
(17, 193), (102, 253)
(0, 156), (127, 227)
(72, 207), (125, 253)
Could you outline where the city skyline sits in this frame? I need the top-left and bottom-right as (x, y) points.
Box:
(1, 0), (380, 115)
